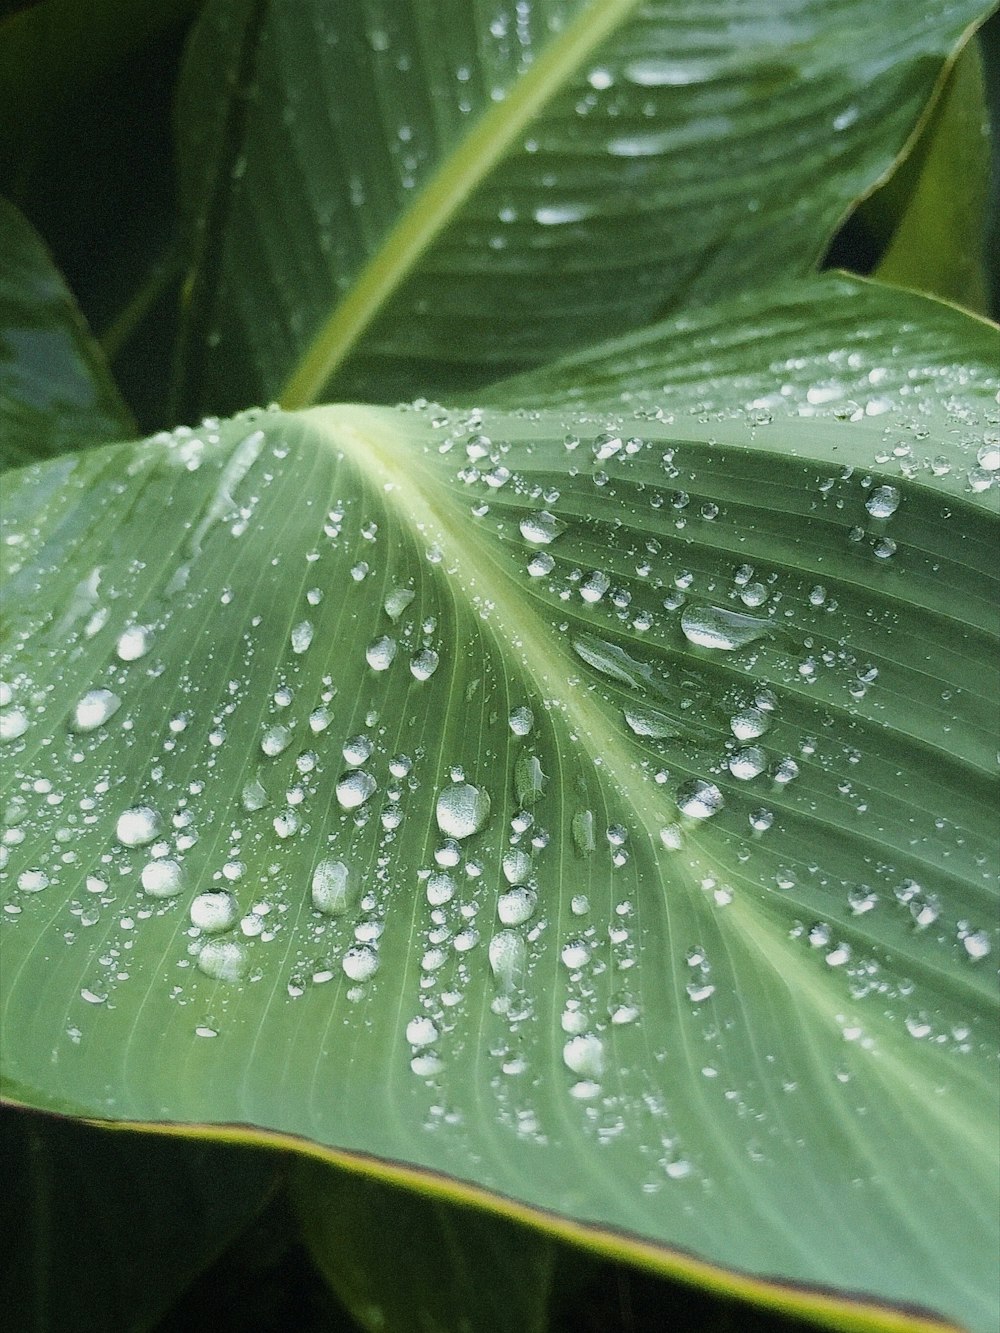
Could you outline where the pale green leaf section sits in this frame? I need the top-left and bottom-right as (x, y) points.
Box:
(0, 197), (133, 471)
(174, 0), (991, 415)
(2, 372), (997, 1328)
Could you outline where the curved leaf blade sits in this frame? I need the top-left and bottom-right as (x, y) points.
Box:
(2, 365), (997, 1329)
(173, 0), (991, 413)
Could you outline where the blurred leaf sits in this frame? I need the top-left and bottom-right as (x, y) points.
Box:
(172, 0), (992, 415)
(2, 280), (997, 1331)
(0, 196), (133, 470)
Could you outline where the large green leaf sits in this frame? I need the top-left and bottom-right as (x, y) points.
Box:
(2, 285), (997, 1328)
(0, 197), (133, 470)
(173, 0), (991, 416)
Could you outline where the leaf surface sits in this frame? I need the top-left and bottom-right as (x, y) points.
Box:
(0, 198), (133, 470)
(2, 291), (998, 1327)
(173, 0), (991, 414)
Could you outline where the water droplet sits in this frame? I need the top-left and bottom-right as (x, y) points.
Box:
(311, 859), (351, 915)
(514, 752), (546, 806)
(728, 746), (766, 780)
(261, 724), (292, 757)
(141, 859), (183, 897)
(562, 1034), (604, 1079)
(190, 891), (237, 932)
(489, 930), (527, 992)
(508, 706), (534, 736)
(865, 485), (900, 519)
(676, 780), (724, 819)
(686, 981), (716, 1003)
(498, 886), (537, 925)
(0, 706), (29, 741)
(70, 689), (121, 732)
(571, 809), (595, 855)
(436, 782), (491, 839)
(197, 939), (246, 982)
(290, 620), (314, 654)
(384, 586), (416, 620)
(963, 930), (991, 960)
(17, 870), (49, 892)
(773, 757), (800, 785)
(116, 625), (152, 661)
(426, 871), (456, 906)
(527, 552), (555, 577)
(336, 770), (377, 810)
(519, 510), (564, 545)
(366, 635), (397, 670)
(405, 1015), (438, 1047)
(561, 940), (591, 969)
(343, 734), (373, 766)
(410, 648), (439, 680)
(502, 848), (532, 885)
(731, 708), (770, 740)
(241, 777), (268, 811)
(680, 605), (770, 651)
(116, 806), (161, 847)
(342, 944), (380, 981)
(624, 705), (679, 739)
(580, 570), (610, 603)
(749, 808), (774, 832)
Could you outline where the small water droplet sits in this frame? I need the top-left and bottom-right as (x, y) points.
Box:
(436, 782), (491, 838)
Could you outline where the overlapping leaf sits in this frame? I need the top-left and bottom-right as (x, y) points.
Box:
(2, 350), (997, 1328)
(174, 0), (991, 415)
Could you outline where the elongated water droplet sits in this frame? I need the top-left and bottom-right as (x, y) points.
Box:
(290, 620), (314, 654)
(572, 809), (595, 855)
(70, 689), (121, 732)
(680, 605), (770, 651)
(436, 782), (491, 838)
(562, 1034), (604, 1079)
(623, 705), (679, 739)
(311, 859), (351, 915)
(514, 752), (545, 806)
(489, 930), (527, 992)
(676, 780), (724, 819)
(116, 806), (161, 847)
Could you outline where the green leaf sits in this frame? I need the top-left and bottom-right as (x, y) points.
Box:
(0, 1106), (279, 1333)
(2, 285), (997, 1330)
(867, 40), (993, 314)
(484, 271), (1000, 416)
(0, 197), (133, 470)
(173, 0), (991, 415)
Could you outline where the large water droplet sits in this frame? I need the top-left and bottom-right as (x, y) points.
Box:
(562, 1034), (604, 1079)
(0, 706), (29, 741)
(410, 648), (439, 680)
(508, 705), (534, 736)
(624, 705), (679, 739)
(197, 939), (246, 982)
(728, 746), (766, 780)
(336, 770), (377, 810)
(311, 859), (351, 915)
(366, 635), (397, 670)
(384, 586), (416, 620)
(676, 780), (724, 819)
(290, 620), (314, 654)
(405, 1016), (438, 1047)
(342, 944), (380, 981)
(519, 510), (564, 545)
(70, 688), (121, 732)
(116, 625), (152, 661)
(140, 859), (183, 897)
(261, 724), (292, 757)
(436, 782), (491, 839)
(502, 848), (532, 885)
(865, 485), (900, 519)
(489, 931), (527, 993)
(116, 805), (161, 847)
(497, 886), (537, 926)
(680, 605), (770, 651)
(190, 891), (237, 932)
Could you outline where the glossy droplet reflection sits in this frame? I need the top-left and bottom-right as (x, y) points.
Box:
(435, 782), (491, 839)
(676, 780), (725, 819)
